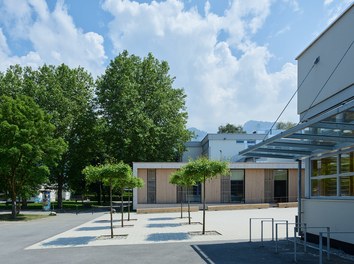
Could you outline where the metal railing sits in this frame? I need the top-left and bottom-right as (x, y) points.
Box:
(293, 225), (330, 263)
(319, 231), (354, 264)
(249, 218), (274, 242)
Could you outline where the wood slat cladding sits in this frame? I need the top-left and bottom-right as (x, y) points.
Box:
(245, 169), (265, 203)
(137, 169), (147, 203)
(156, 169), (177, 203)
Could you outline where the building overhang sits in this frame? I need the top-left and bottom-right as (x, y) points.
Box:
(239, 98), (354, 161)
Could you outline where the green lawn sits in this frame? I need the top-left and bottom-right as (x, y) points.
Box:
(0, 213), (50, 221)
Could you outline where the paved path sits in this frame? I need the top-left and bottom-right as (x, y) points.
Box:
(1, 208), (353, 264)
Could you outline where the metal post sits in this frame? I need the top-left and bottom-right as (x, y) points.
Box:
(286, 220), (288, 241)
(326, 227), (330, 260)
(297, 160), (302, 235)
(249, 218), (252, 242)
(304, 223), (307, 252)
(294, 227), (297, 263)
(261, 220), (264, 246)
(319, 232), (323, 264)
(272, 218), (274, 241)
(275, 223), (278, 253)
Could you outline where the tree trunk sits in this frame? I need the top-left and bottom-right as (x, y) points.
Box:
(121, 188), (124, 227)
(188, 187), (191, 225)
(180, 187), (183, 219)
(127, 190), (131, 221)
(57, 175), (63, 209)
(110, 183), (113, 238)
(11, 197), (17, 219)
(202, 176), (206, 235)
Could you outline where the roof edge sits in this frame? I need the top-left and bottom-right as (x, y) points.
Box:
(296, 3), (354, 60)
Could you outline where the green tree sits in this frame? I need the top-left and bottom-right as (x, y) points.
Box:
(83, 161), (136, 237)
(0, 95), (66, 218)
(276, 121), (297, 130)
(96, 51), (192, 164)
(125, 176), (144, 221)
(183, 157), (229, 234)
(217, 123), (245, 134)
(0, 64), (96, 209)
(169, 168), (196, 224)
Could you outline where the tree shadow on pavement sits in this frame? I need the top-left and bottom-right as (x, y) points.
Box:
(147, 223), (181, 228)
(41, 236), (96, 247)
(146, 232), (189, 242)
(148, 217), (176, 221)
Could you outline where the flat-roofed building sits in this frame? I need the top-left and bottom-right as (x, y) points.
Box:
(240, 3), (354, 254)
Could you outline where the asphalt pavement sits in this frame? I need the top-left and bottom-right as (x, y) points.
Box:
(0, 208), (353, 264)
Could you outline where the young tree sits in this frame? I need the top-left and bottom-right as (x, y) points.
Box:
(0, 95), (66, 218)
(170, 169), (196, 224)
(96, 51), (192, 164)
(83, 161), (134, 237)
(218, 123), (245, 134)
(183, 157), (229, 234)
(125, 176), (144, 221)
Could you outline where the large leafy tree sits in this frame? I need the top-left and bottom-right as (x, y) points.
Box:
(96, 51), (192, 164)
(0, 95), (66, 218)
(218, 123), (245, 134)
(183, 157), (229, 234)
(0, 64), (97, 208)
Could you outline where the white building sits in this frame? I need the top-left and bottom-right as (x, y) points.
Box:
(241, 3), (354, 254)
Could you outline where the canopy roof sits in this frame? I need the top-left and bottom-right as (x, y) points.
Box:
(239, 98), (354, 160)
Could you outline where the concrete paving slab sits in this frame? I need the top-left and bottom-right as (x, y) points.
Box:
(26, 208), (297, 249)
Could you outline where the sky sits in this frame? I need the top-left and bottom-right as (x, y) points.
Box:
(0, 0), (353, 132)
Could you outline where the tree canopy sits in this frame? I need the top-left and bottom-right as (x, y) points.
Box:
(276, 121), (297, 130)
(0, 95), (66, 218)
(183, 157), (229, 234)
(96, 51), (192, 164)
(0, 64), (97, 208)
(217, 123), (245, 134)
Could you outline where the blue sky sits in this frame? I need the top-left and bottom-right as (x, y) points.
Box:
(0, 0), (352, 132)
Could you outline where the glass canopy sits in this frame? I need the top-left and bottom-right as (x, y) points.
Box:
(239, 99), (354, 160)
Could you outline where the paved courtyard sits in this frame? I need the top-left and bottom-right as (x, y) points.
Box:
(1, 207), (353, 263)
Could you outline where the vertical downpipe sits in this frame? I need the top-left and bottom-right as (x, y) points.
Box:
(297, 159), (302, 235)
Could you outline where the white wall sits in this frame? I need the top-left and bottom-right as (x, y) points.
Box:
(302, 199), (354, 244)
(297, 5), (354, 117)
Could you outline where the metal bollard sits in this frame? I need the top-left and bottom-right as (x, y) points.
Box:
(275, 224), (278, 253)
(319, 232), (323, 264)
(261, 220), (264, 246)
(249, 218), (252, 242)
(272, 218), (274, 241)
(326, 227), (330, 260)
(294, 226), (297, 263)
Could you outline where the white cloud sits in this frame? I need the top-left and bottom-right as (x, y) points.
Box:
(325, 0), (353, 24)
(102, 0), (298, 132)
(0, 0), (106, 77)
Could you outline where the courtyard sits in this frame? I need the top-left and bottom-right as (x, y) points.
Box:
(1, 207), (353, 263)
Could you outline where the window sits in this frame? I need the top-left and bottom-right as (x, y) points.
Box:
(311, 151), (354, 197)
(231, 170), (245, 202)
(221, 170), (244, 203)
(273, 170), (288, 203)
(147, 169), (156, 203)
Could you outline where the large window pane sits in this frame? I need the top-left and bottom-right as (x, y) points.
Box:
(230, 170), (244, 203)
(320, 156), (337, 175)
(147, 169), (156, 203)
(311, 180), (319, 196)
(341, 152), (354, 173)
(312, 160), (319, 177)
(319, 178), (337, 196)
(340, 176), (354, 196)
(274, 170), (288, 202)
